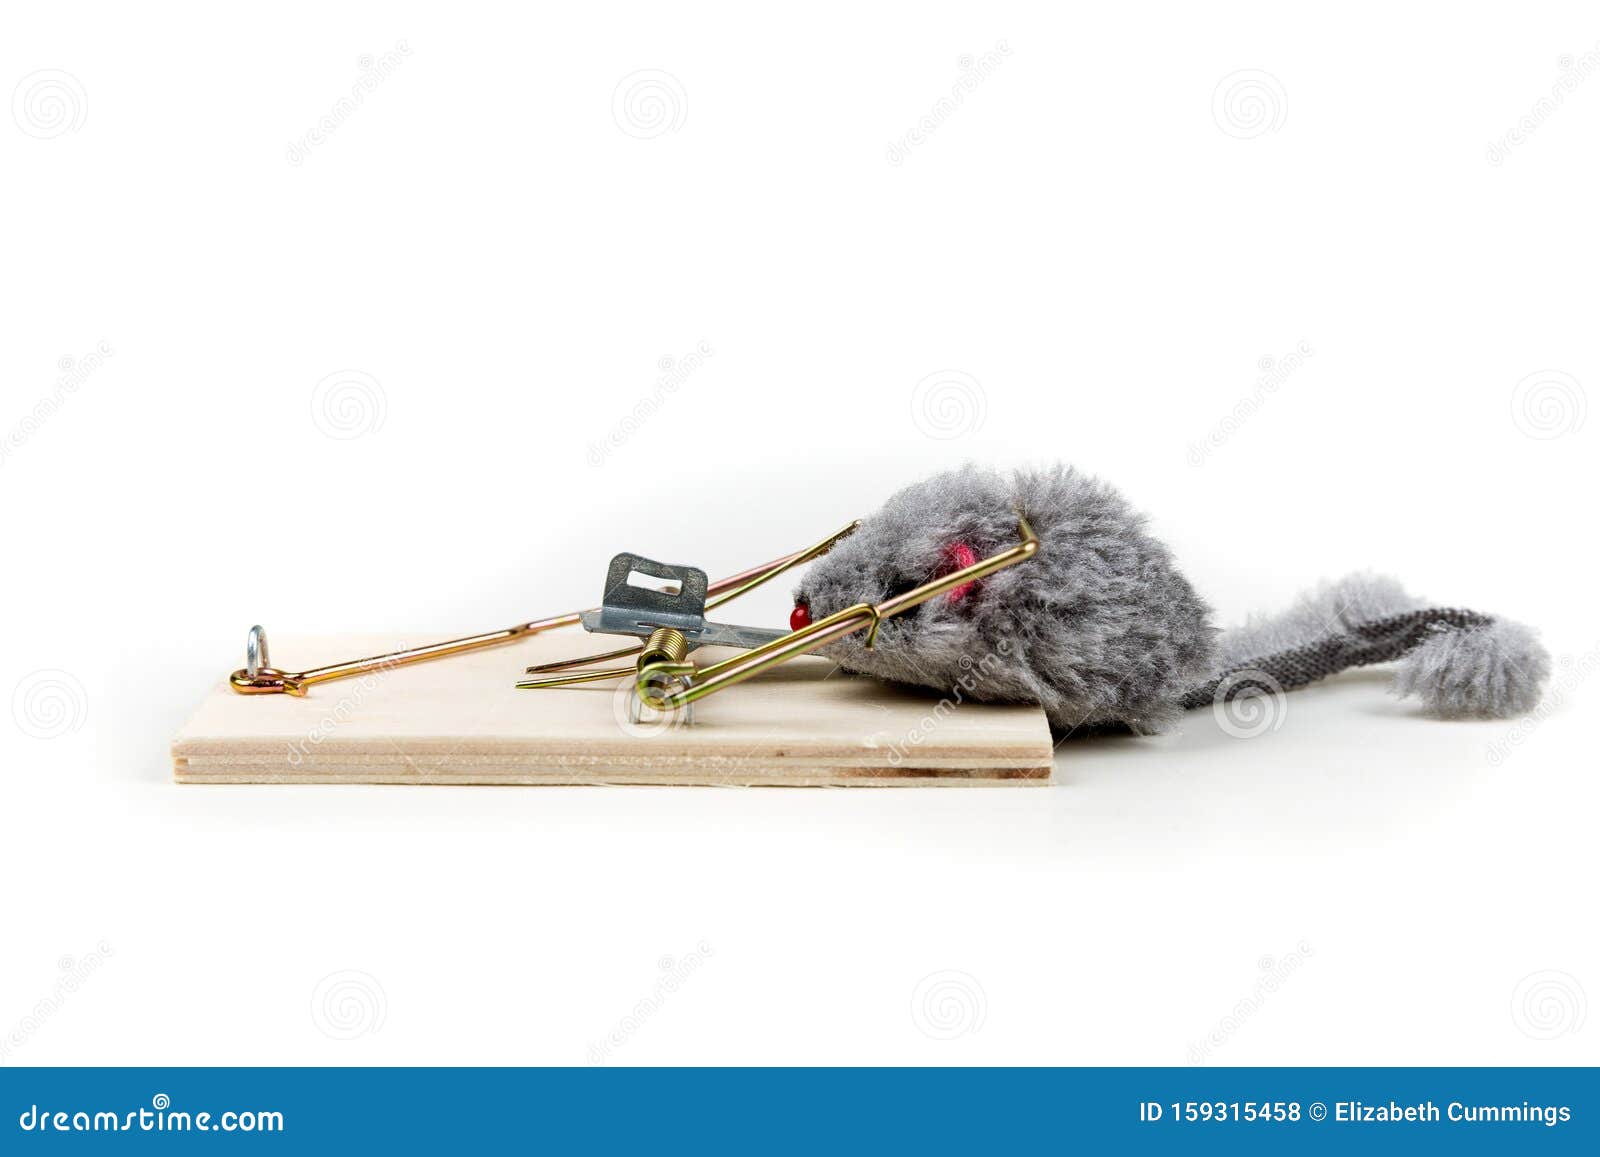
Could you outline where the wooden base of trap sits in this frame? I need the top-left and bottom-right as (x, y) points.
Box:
(172, 634), (1053, 787)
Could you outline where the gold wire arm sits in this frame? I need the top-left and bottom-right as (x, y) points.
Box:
(703, 520), (861, 611)
(638, 515), (1039, 711)
(231, 521), (861, 697)
(522, 642), (643, 676)
(230, 621), (568, 697)
(514, 519), (862, 689)
(514, 663), (642, 688)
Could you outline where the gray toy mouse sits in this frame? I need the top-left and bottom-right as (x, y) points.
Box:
(792, 464), (1550, 734)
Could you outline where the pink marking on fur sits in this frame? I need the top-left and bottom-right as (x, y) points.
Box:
(942, 541), (979, 603)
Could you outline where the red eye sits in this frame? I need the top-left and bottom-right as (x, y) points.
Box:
(790, 602), (812, 630)
(941, 542), (979, 603)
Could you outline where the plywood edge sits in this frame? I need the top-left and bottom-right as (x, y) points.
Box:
(172, 762), (1053, 788)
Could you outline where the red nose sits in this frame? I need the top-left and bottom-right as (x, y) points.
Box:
(790, 602), (812, 631)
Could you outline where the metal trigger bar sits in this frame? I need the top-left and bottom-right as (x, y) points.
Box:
(514, 519), (861, 689)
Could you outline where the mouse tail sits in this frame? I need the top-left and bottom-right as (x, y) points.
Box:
(1181, 574), (1550, 719)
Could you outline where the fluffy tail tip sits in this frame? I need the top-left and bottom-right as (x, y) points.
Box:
(1391, 618), (1551, 719)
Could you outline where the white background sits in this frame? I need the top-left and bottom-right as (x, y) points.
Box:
(2, 3), (1595, 1066)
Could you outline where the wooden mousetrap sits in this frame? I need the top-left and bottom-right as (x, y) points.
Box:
(179, 516), (1052, 785)
(172, 632), (1053, 786)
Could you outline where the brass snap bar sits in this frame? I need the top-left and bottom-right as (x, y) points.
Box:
(227, 520), (862, 697)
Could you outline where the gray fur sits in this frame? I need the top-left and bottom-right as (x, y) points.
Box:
(1199, 575), (1549, 716)
(794, 463), (1550, 732)
(793, 463), (1215, 733)
(1212, 574), (1427, 669)
(1391, 618), (1550, 718)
